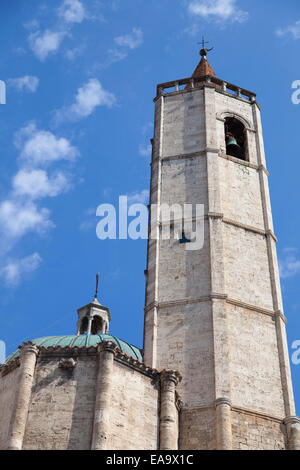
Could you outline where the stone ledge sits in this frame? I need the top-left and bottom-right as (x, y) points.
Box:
(150, 150), (269, 176)
(145, 296), (280, 319)
(222, 217), (266, 236)
(219, 152), (269, 175)
(180, 403), (284, 423)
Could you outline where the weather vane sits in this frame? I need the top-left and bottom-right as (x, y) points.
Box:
(94, 273), (99, 299)
(198, 36), (214, 57)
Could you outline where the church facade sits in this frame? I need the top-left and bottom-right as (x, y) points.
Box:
(0, 50), (300, 451)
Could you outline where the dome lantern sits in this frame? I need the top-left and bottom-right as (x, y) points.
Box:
(76, 275), (111, 336)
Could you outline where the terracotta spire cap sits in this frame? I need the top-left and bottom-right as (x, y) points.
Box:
(192, 55), (216, 79)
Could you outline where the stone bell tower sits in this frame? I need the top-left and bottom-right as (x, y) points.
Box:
(143, 46), (300, 450)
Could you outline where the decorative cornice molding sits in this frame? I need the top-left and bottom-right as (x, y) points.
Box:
(114, 349), (159, 379)
(266, 229), (278, 243)
(180, 403), (283, 423)
(160, 369), (182, 386)
(222, 217), (266, 236)
(0, 357), (20, 377)
(231, 406), (283, 423)
(283, 416), (300, 426)
(5, 341), (159, 381)
(145, 295), (280, 320)
(151, 150), (269, 178)
(218, 152), (269, 175)
(208, 212), (223, 219)
(215, 397), (232, 408)
(19, 341), (39, 357)
(226, 297), (276, 317)
(97, 341), (119, 356)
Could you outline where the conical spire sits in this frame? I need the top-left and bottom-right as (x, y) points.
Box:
(192, 55), (216, 79)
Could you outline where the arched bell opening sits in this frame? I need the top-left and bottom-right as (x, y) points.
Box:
(79, 316), (88, 335)
(91, 315), (105, 335)
(79, 314), (108, 335)
(224, 117), (248, 161)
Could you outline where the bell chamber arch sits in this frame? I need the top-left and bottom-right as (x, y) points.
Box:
(224, 116), (248, 161)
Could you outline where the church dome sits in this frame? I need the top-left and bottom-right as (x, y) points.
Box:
(5, 334), (142, 364)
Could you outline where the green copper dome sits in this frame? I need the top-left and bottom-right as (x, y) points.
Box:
(4, 334), (142, 364)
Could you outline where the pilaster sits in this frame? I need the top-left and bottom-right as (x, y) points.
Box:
(7, 342), (38, 450)
(159, 370), (181, 450)
(215, 398), (233, 450)
(91, 341), (118, 450)
(284, 416), (300, 450)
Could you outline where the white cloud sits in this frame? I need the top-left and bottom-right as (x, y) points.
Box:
(0, 200), (53, 240)
(15, 122), (79, 166)
(13, 169), (70, 199)
(279, 249), (300, 279)
(8, 76), (39, 93)
(107, 48), (128, 63)
(0, 120), (79, 283)
(23, 19), (39, 31)
(55, 78), (116, 122)
(114, 28), (143, 50)
(0, 253), (42, 287)
(188, 0), (248, 23)
(58, 0), (86, 24)
(29, 29), (67, 61)
(139, 143), (152, 157)
(65, 45), (84, 60)
(276, 20), (300, 39)
(127, 189), (149, 205)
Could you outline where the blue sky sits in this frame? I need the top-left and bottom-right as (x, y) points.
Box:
(0, 0), (300, 411)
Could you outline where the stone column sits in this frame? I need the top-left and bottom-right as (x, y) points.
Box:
(7, 342), (39, 450)
(87, 315), (93, 336)
(91, 341), (118, 450)
(215, 398), (233, 450)
(284, 416), (300, 450)
(159, 370), (181, 450)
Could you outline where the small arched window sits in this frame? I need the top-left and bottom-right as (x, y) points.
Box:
(79, 315), (105, 335)
(80, 316), (88, 335)
(224, 117), (248, 161)
(91, 315), (104, 335)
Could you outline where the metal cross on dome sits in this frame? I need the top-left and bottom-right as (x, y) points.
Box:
(198, 36), (214, 57)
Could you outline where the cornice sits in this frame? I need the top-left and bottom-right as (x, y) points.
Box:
(145, 296), (284, 321)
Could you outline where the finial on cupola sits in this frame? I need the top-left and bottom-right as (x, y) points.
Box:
(94, 273), (99, 300)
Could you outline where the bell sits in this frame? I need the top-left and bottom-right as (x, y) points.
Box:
(226, 136), (241, 158)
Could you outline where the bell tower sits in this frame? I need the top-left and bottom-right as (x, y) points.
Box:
(143, 46), (300, 450)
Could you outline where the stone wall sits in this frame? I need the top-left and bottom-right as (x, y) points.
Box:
(228, 305), (285, 417)
(23, 354), (97, 450)
(0, 365), (20, 449)
(180, 407), (216, 450)
(17, 349), (161, 450)
(218, 158), (265, 229)
(161, 91), (205, 158)
(232, 409), (287, 450)
(155, 302), (215, 407)
(107, 360), (160, 449)
(223, 226), (273, 310)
